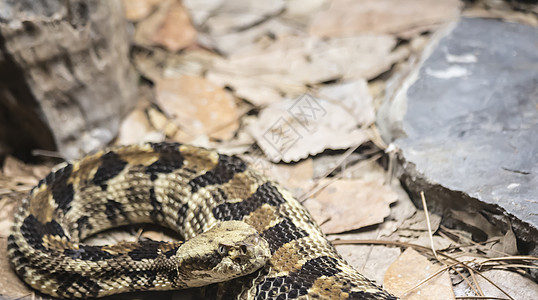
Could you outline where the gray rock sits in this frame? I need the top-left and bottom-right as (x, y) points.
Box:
(378, 18), (538, 252)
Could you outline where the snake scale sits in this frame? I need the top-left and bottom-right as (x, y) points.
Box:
(8, 142), (396, 299)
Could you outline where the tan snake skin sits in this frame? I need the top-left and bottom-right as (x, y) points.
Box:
(8, 142), (396, 299)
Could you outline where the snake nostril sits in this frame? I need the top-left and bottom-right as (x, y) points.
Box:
(240, 245), (248, 254)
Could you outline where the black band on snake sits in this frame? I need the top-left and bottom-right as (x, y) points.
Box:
(8, 142), (396, 299)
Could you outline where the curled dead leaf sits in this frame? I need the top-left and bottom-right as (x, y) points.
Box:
(304, 178), (398, 234)
(384, 247), (455, 299)
(155, 76), (239, 141)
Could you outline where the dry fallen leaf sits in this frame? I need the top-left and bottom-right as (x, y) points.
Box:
(412, 235), (454, 251)
(151, 2), (197, 52)
(210, 18), (303, 56)
(207, 35), (407, 106)
(122, 0), (164, 21)
(155, 75), (239, 141)
(135, 0), (197, 51)
(449, 209), (502, 240)
(453, 257), (538, 299)
(490, 225), (518, 256)
(304, 178), (398, 234)
(318, 79), (375, 127)
(284, 0), (327, 21)
(310, 35), (409, 80)
(207, 36), (327, 106)
(2, 156), (51, 185)
(0, 239), (34, 299)
(133, 48), (218, 83)
(117, 107), (164, 145)
(184, 0), (286, 35)
(491, 269), (535, 298)
(268, 159), (314, 196)
(331, 230), (401, 285)
(399, 211), (442, 232)
(309, 0), (462, 38)
(146, 107), (180, 138)
(464, 5), (538, 27)
(0, 199), (34, 298)
(386, 211), (452, 251)
(384, 247), (455, 300)
(248, 96), (371, 162)
(270, 159), (314, 188)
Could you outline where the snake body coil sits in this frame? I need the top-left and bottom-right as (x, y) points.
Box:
(8, 143), (396, 299)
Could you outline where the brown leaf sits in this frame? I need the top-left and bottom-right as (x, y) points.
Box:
(117, 107), (163, 145)
(449, 209), (502, 239)
(3, 156), (34, 178)
(210, 18), (302, 56)
(207, 35), (404, 106)
(267, 159), (314, 198)
(248, 96), (371, 162)
(412, 235), (454, 251)
(2, 156), (51, 188)
(490, 225), (518, 256)
(389, 211), (444, 246)
(332, 230), (401, 284)
(133, 48), (218, 83)
(141, 230), (177, 242)
(384, 248), (455, 299)
(460, 265), (538, 299)
(304, 179), (398, 234)
(318, 80), (375, 127)
(0, 240), (34, 299)
(155, 76), (239, 141)
(135, 0), (197, 52)
(184, 0), (286, 35)
(464, 5), (538, 27)
(400, 211), (442, 232)
(146, 107), (180, 139)
(122, 0), (164, 21)
(152, 2), (197, 52)
(309, 0), (462, 38)
(0, 200), (34, 298)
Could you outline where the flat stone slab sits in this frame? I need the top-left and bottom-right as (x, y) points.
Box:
(378, 18), (538, 249)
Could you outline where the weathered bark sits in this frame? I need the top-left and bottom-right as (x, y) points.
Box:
(0, 0), (137, 160)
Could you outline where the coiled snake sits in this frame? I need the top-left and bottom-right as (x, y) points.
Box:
(8, 142), (396, 299)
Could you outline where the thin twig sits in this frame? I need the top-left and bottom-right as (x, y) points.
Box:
(420, 191), (439, 262)
(135, 228), (144, 241)
(480, 256), (538, 263)
(455, 297), (509, 300)
(460, 261), (515, 300)
(299, 144), (361, 202)
(484, 264), (538, 269)
(467, 265), (485, 297)
(399, 262), (459, 297)
(331, 239), (519, 298)
(420, 192), (485, 296)
(422, 192), (482, 296)
(440, 225), (509, 257)
(31, 149), (65, 159)
(299, 153), (382, 203)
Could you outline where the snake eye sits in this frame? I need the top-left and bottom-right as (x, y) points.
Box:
(240, 245), (248, 254)
(218, 244), (228, 256)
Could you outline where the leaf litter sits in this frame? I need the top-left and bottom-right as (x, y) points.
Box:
(1, 0), (537, 299)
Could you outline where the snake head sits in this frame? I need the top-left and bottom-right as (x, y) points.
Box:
(176, 220), (270, 287)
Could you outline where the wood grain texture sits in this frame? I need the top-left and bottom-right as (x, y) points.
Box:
(0, 0), (137, 160)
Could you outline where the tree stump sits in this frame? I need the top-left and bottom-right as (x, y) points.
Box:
(0, 0), (137, 160)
